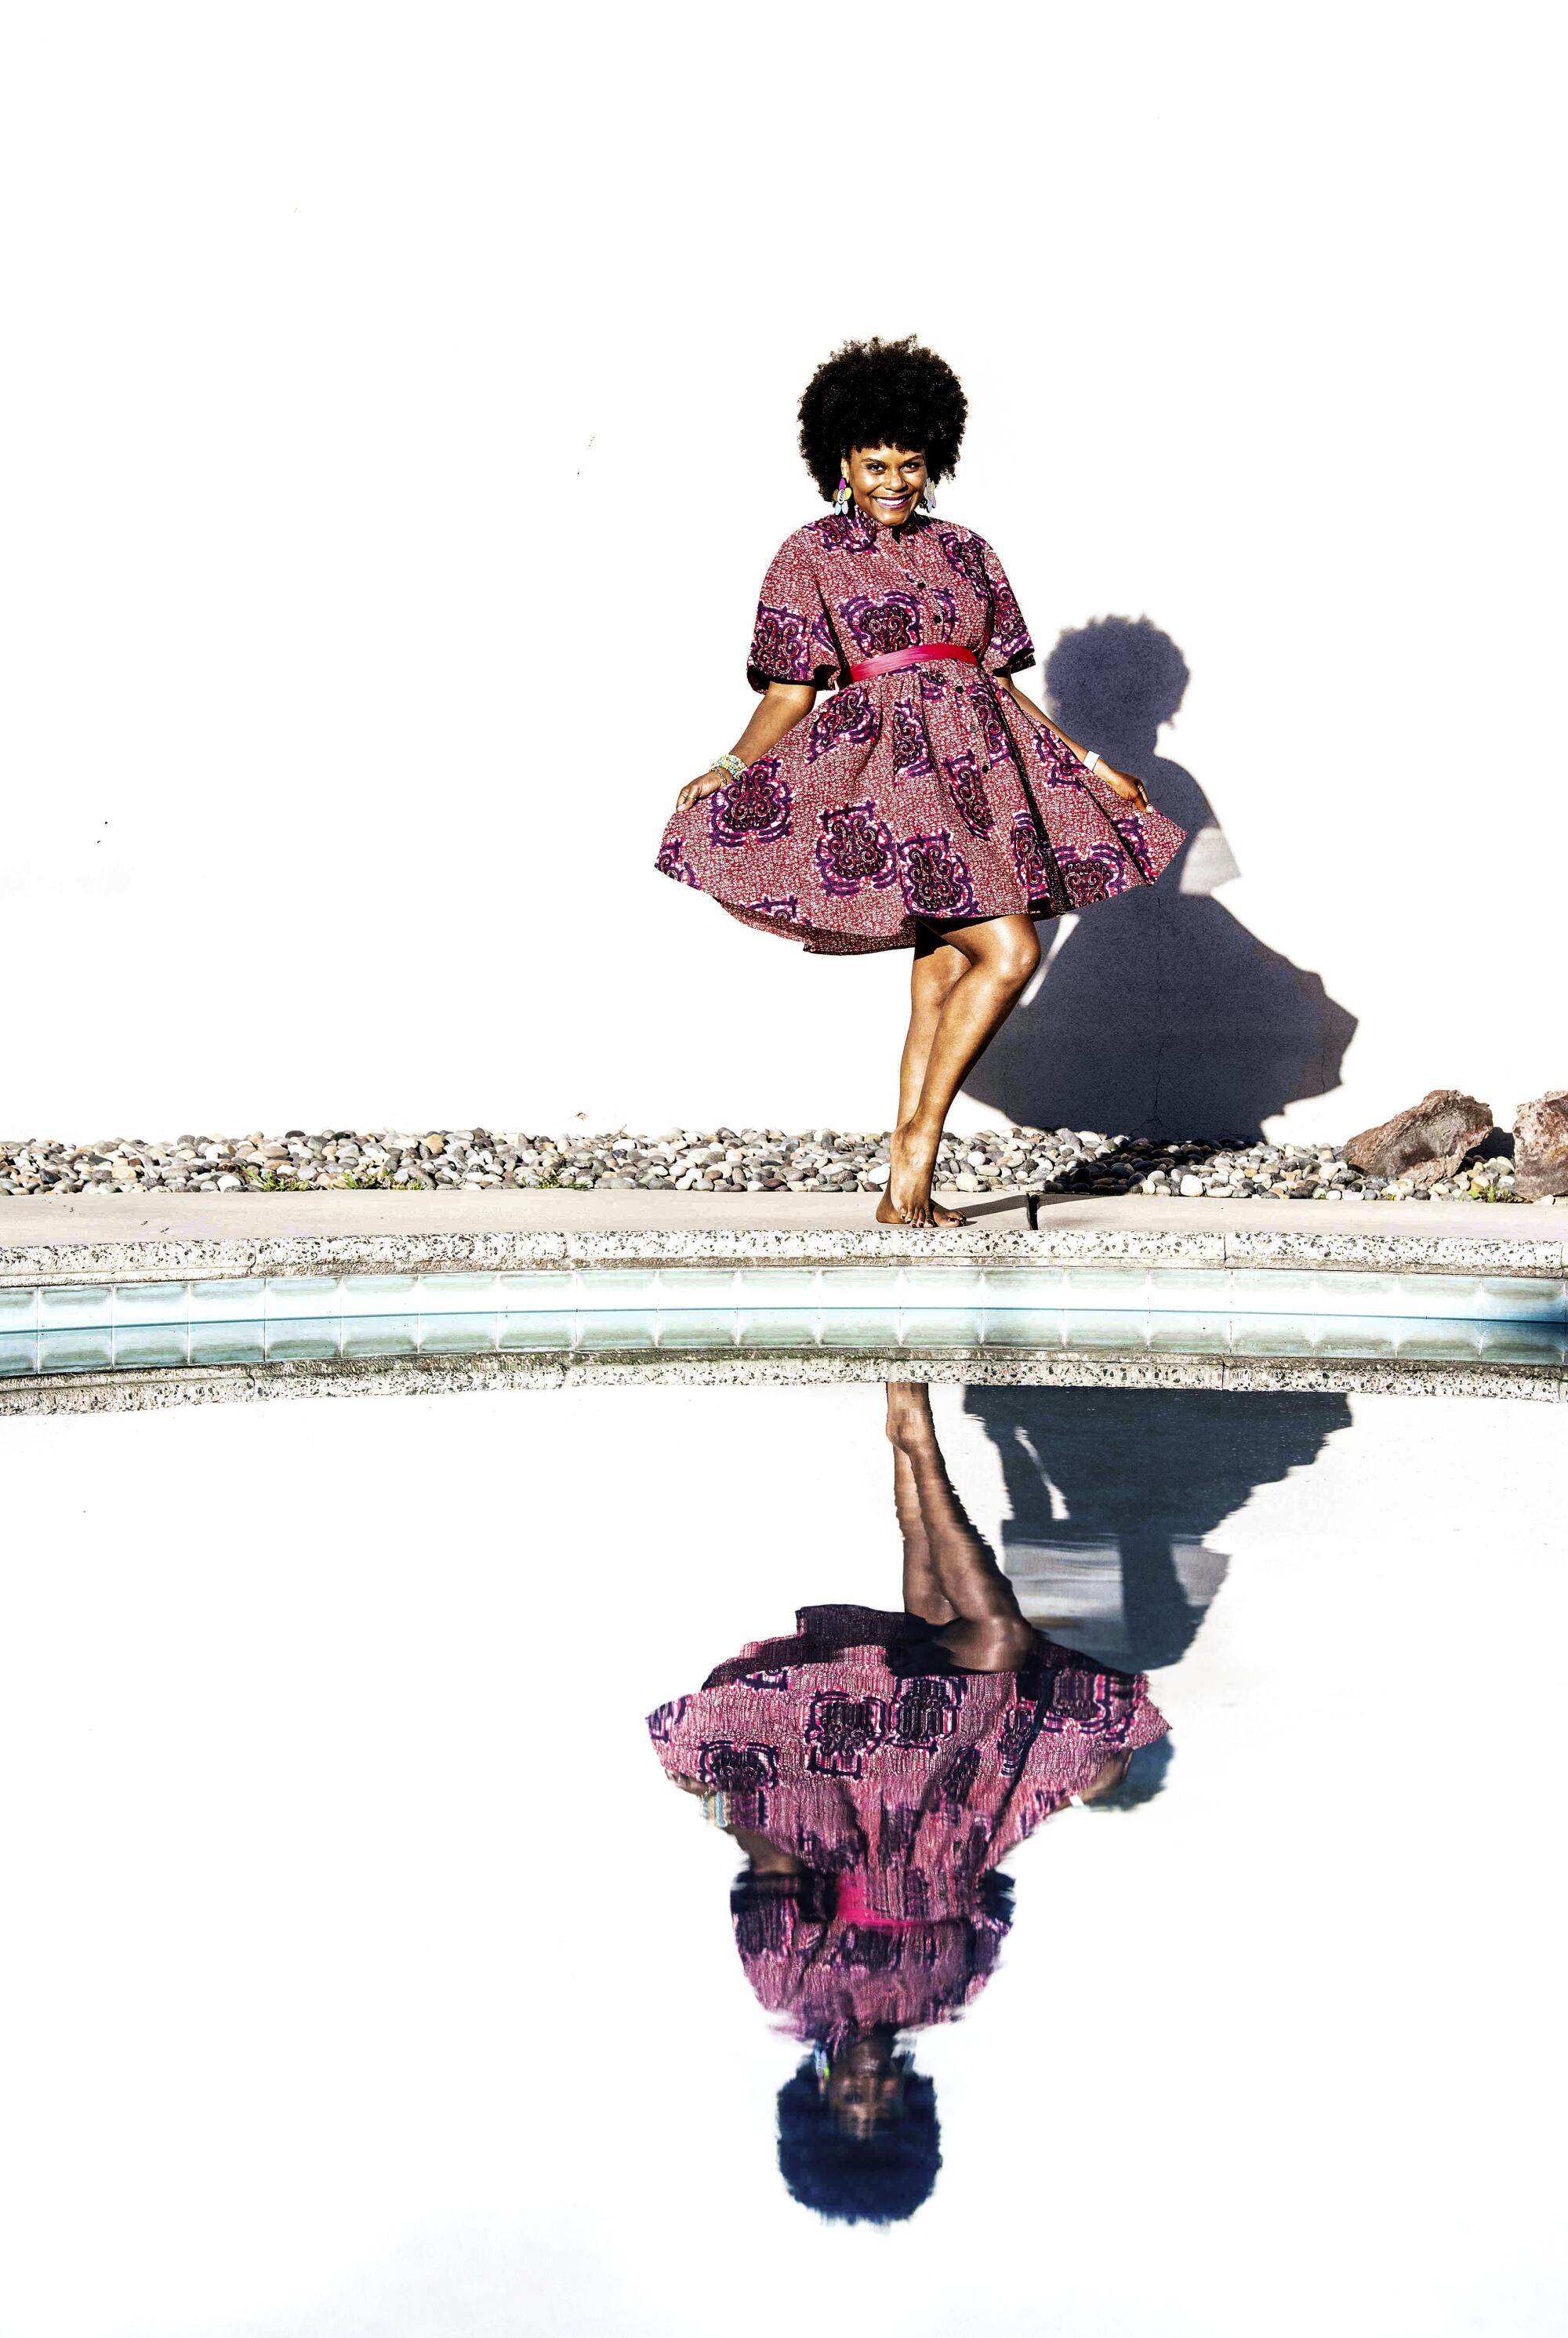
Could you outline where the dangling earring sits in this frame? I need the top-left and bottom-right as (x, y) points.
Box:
(919, 477), (936, 514)
(833, 472), (851, 517)
(813, 2042), (833, 2095)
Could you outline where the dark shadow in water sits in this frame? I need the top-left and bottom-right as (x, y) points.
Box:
(964, 618), (1359, 1139)
(964, 1385), (1352, 1672)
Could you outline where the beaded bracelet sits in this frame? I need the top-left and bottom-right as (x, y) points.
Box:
(709, 752), (748, 784)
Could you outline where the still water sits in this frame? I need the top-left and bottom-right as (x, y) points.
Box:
(1, 1379), (1563, 2336)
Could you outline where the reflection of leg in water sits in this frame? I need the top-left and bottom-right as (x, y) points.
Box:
(884, 1384), (1035, 1672)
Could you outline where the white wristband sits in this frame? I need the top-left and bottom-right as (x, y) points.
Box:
(1081, 750), (1102, 775)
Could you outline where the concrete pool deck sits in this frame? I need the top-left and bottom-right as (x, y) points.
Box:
(0, 1186), (1563, 1285)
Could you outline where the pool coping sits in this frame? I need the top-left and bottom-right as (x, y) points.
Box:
(2, 1189), (1563, 1285)
(2, 1344), (1563, 1416)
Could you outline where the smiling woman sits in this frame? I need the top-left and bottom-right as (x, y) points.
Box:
(655, 335), (1186, 1228)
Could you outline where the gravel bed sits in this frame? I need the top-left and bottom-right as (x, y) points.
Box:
(0, 1128), (1544, 1203)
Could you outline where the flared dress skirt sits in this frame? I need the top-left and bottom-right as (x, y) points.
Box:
(655, 509), (1187, 956)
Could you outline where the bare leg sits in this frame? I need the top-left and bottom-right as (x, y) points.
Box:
(884, 1382), (1035, 1670)
(888, 1404), (957, 1623)
(885, 931), (968, 1229)
(877, 914), (1041, 1229)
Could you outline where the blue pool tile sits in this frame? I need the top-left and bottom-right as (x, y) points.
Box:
(1062, 1312), (1153, 1350)
(263, 1324), (343, 1361)
(0, 1288), (39, 1334)
(263, 1279), (343, 1323)
(1142, 1270), (1233, 1314)
(418, 1321), (501, 1355)
(736, 1310), (822, 1348)
(340, 1276), (421, 1318)
(1476, 1276), (1568, 1323)
(340, 1316), (421, 1358)
(816, 1311), (909, 1352)
(900, 1309), (989, 1349)
(496, 1272), (578, 1312)
(1231, 1315), (1319, 1356)
(1147, 1313), (1234, 1354)
(38, 1287), (112, 1331)
(979, 1269), (1069, 1312)
(1312, 1316), (1400, 1358)
(734, 1269), (820, 1311)
(1229, 1272), (1327, 1316)
(899, 1268), (990, 1313)
(188, 1324), (267, 1367)
(38, 1330), (114, 1372)
(574, 1272), (661, 1314)
(973, 1312), (1069, 1350)
(1477, 1322), (1568, 1364)
(655, 1311), (739, 1350)
(111, 1325), (190, 1369)
(578, 1312), (659, 1351)
(415, 1273), (503, 1314)
(497, 1314), (577, 1352)
(1060, 1270), (1152, 1314)
(1392, 1323), (1490, 1360)
(109, 1282), (190, 1328)
(818, 1266), (906, 1310)
(656, 1271), (740, 1311)
(187, 1279), (268, 1323)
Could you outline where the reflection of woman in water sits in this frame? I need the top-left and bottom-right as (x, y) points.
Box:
(647, 1383), (1170, 2224)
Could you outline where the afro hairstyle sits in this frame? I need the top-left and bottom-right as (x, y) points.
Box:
(797, 336), (967, 502)
(775, 2060), (942, 2225)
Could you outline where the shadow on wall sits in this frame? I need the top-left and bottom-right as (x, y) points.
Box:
(963, 1385), (1353, 1674)
(966, 619), (1358, 1140)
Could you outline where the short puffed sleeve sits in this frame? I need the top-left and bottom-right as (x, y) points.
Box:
(746, 531), (843, 695)
(975, 536), (1036, 677)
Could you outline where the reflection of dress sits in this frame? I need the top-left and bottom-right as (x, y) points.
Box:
(653, 509), (1185, 956)
(648, 1603), (1168, 2044)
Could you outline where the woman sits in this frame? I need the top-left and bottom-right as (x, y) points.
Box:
(646, 1382), (1170, 2224)
(658, 336), (1185, 1227)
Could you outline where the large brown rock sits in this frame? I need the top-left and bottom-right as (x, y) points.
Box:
(1343, 1089), (1494, 1186)
(1513, 1091), (1568, 1200)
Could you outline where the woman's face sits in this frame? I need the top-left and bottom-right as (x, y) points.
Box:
(826, 2035), (908, 2136)
(842, 443), (928, 528)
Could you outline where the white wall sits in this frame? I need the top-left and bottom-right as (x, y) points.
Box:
(3, 4), (1562, 1142)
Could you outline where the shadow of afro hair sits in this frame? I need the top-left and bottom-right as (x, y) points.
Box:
(797, 336), (967, 502)
(776, 2062), (941, 2224)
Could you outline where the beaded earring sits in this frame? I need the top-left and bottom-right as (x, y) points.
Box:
(833, 471), (852, 517)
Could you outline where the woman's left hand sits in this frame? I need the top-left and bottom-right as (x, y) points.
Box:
(1102, 766), (1151, 811)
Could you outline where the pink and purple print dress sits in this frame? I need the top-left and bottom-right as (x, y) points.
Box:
(655, 506), (1185, 954)
(648, 1603), (1170, 2043)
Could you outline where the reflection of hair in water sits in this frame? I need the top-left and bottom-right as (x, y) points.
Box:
(777, 2062), (942, 2226)
(1084, 1734), (1175, 1813)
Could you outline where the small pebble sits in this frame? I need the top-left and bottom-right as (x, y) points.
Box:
(0, 1129), (1539, 1203)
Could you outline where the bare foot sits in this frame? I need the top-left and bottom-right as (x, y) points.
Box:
(874, 1120), (962, 1227)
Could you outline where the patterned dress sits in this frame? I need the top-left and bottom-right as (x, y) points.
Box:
(655, 507), (1185, 954)
(648, 1603), (1169, 2045)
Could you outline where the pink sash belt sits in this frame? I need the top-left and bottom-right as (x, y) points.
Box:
(835, 1875), (927, 1930)
(847, 644), (979, 684)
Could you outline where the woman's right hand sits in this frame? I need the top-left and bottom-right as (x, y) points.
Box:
(674, 769), (728, 814)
